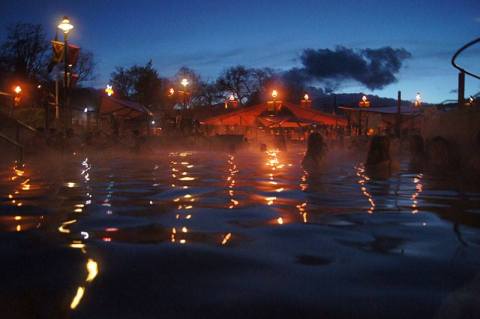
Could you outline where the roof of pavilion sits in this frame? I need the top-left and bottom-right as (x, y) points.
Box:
(99, 96), (152, 119)
(338, 105), (423, 115)
(200, 101), (347, 127)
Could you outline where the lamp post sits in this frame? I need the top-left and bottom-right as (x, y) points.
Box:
(301, 93), (312, 108)
(10, 85), (22, 116)
(180, 78), (189, 109)
(105, 84), (114, 97)
(414, 92), (422, 108)
(359, 95), (370, 108)
(269, 89), (280, 112)
(357, 95), (370, 135)
(58, 16), (74, 133)
(272, 89), (278, 100)
(225, 94), (238, 109)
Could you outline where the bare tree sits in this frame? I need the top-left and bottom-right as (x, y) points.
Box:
(110, 60), (165, 109)
(74, 50), (96, 83)
(196, 81), (223, 107)
(216, 66), (274, 105)
(0, 23), (48, 79)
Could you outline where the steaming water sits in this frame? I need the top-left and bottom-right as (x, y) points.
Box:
(1, 148), (480, 318)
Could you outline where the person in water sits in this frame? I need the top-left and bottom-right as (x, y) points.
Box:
(302, 132), (327, 169)
(409, 134), (425, 167)
(365, 135), (394, 176)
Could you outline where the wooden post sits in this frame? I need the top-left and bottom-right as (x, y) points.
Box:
(357, 110), (361, 135)
(396, 91), (401, 137)
(458, 71), (465, 107)
(16, 124), (20, 145)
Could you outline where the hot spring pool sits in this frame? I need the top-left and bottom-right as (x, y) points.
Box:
(1, 148), (480, 318)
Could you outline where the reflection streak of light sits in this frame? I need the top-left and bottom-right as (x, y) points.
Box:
(355, 164), (375, 214)
(296, 202), (308, 223)
(222, 233), (232, 245)
(169, 152), (195, 244)
(58, 219), (77, 234)
(411, 173), (424, 214)
(4, 163), (33, 217)
(70, 287), (85, 309)
(226, 154), (239, 209)
(63, 157), (100, 311)
(264, 150), (287, 224)
(86, 259), (98, 282)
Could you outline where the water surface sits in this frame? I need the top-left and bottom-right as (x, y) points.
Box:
(1, 148), (480, 318)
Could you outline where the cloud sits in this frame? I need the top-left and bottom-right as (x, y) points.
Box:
(298, 46), (411, 90)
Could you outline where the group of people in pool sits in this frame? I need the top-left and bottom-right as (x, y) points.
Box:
(301, 130), (480, 182)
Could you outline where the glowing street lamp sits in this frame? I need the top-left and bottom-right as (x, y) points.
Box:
(359, 95), (370, 108)
(180, 78), (190, 109)
(105, 84), (114, 96)
(58, 16), (74, 132)
(414, 92), (422, 107)
(467, 96), (476, 106)
(168, 88), (175, 96)
(357, 95), (371, 135)
(268, 89), (282, 112)
(9, 85), (22, 115)
(301, 93), (312, 108)
(225, 94), (238, 109)
(272, 89), (278, 99)
(58, 17), (74, 34)
(14, 86), (22, 95)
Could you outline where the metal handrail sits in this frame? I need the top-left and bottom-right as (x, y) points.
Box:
(451, 37), (480, 80)
(0, 108), (37, 132)
(0, 132), (22, 147)
(0, 132), (24, 162)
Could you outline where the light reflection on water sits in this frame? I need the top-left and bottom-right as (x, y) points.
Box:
(1, 148), (480, 315)
(2, 149), (480, 244)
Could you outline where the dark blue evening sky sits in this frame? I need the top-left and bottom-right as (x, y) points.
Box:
(1, 0), (479, 102)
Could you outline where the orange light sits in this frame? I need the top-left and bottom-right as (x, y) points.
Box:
(272, 89), (278, 99)
(168, 87), (175, 96)
(415, 92), (422, 107)
(359, 95), (370, 108)
(304, 93), (309, 101)
(14, 86), (22, 95)
(105, 84), (114, 96)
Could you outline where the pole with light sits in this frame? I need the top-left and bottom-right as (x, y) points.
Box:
(414, 92), (422, 108)
(105, 84), (114, 97)
(357, 95), (370, 135)
(10, 85), (22, 116)
(301, 93), (311, 108)
(180, 78), (189, 109)
(271, 89), (279, 112)
(225, 94), (238, 109)
(58, 16), (74, 133)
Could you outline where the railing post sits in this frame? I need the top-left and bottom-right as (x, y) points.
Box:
(458, 71), (465, 107)
(19, 146), (24, 164)
(396, 91), (401, 138)
(16, 124), (20, 145)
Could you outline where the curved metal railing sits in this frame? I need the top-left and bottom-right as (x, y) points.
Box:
(451, 37), (480, 80)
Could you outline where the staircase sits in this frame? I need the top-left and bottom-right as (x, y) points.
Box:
(0, 110), (37, 163)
